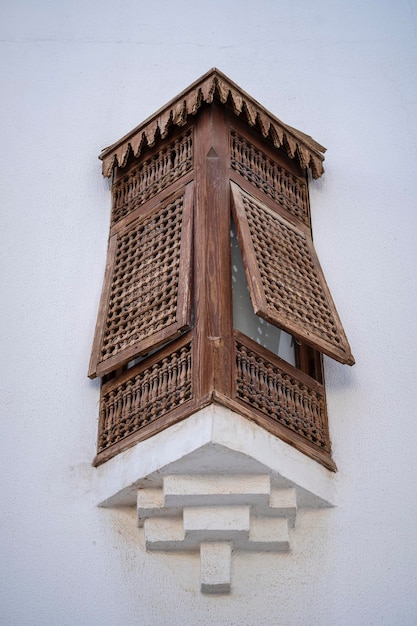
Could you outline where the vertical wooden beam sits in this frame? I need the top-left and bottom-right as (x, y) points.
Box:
(193, 103), (233, 401)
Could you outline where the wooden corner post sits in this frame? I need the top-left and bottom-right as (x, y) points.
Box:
(193, 104), (233, 403)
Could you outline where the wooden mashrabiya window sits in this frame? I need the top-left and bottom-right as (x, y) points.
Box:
(89, 69), (354, 470)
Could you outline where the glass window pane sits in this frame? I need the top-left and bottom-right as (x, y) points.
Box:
(231, 220), (296, 366)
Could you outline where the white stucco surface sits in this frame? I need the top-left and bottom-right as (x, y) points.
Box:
(1, 1), (417, 624)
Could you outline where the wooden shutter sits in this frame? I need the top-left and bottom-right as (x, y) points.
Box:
(230, 181), (354, 366)
(89, 183), (193, 378)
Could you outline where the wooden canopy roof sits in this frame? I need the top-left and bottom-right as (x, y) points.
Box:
(99, 68), (326, 179)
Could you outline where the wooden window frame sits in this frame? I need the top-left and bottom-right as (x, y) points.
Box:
(90, 102), (353, 471)
(230, 181), (354, 366)
(88, 181), (194, 379)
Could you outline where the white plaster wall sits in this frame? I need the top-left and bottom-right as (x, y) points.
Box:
(1, 1), (417, 624)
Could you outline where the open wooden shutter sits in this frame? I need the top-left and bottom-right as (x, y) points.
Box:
(89, 182), (193, 378)
(230, 181), (354, 366)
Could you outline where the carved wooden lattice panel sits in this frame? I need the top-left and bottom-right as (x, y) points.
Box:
(235, 337), (329, 452)
(111, 129), (193, 226)
(98, 340), (192, 453)
(89, 184), (193, 378)
(231, 181), (354, 365)
(230, 131), (310, 225)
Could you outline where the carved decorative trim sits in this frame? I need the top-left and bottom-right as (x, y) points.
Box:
(98, 341), (193, 454)
(100, 69), (325, 178)
(234, 338), (330, 452)
(111, 129), (193, 226)
(230, 131), (309, 225)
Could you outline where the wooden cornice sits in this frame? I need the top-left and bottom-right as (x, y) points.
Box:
(99, 68), (326, 179)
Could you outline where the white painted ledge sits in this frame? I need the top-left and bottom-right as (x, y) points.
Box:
(95, 404), (336, 509)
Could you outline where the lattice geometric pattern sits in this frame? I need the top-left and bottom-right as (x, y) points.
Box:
(111, 129), (193, 226)
(230, 131), (309, 225)
(98, 342), (192, 453)
(232, 183), (354, 365)
(235, 340), (329, 452)
(101, 193), (186, 362)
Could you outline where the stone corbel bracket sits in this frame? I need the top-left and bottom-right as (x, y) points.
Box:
(96, 405), (336, 595)
(138, 475), (297, 594)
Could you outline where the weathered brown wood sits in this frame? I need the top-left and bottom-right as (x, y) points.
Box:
(226, 115), (321, 381)
(296, 342), (324, 384)
(232, 330), (324, 392)
(93, 332), (199, 465)
(89, 182), (194, 378)
(110, 125), (194, 234)
(228, 124), (311, 229)
(99, 69), (326, 179)
(231, 330), (331, 455)
(213, 390), (336, 472)
(231, 181), (355, 366)
(193, 104), (233, 401)
(88, 235), (118, 378)
(176, 182), (194, 331)
(230, 180), (269, 317)
(110, 170), (194, 237)
(90, 72), (355, 471)
(93, 393), (216, 467)
(226, 111), (308, 182)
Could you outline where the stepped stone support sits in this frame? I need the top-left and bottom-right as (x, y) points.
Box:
(138, 475), (295, 593)
(96, 405), (336, 594)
